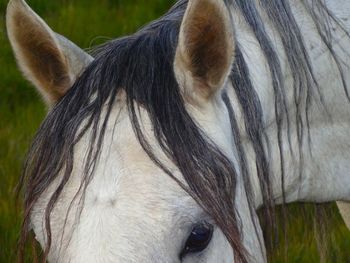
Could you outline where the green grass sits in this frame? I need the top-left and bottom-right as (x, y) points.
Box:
(268, 204), (350, 262)
(0, 0), (349, 262)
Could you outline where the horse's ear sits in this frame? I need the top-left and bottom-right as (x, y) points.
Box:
(6, 0), (93, 106)
(174, 0), (235, 103)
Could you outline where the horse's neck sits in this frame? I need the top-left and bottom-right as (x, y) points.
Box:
(228, 0), (350, 207)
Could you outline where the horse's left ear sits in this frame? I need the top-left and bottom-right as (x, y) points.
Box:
(174, 0), (235, 102)
(6, 0), (93, 107)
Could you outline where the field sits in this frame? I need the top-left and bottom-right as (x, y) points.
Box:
(0, 0), (349, 262)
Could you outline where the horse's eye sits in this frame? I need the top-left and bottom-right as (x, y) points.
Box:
(180, 222), (214, 258)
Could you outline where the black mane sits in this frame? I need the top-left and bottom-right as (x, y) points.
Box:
(18, 0), (349, 262)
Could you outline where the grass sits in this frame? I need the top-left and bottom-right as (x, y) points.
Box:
(0, 0), (349, 262)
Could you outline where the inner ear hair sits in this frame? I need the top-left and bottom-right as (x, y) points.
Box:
(176, 0), (235, 99)
(7, 0), (72, 104)
(6, 0), (92, 107)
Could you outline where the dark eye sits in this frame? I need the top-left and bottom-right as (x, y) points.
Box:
(180, 221), (214, 259)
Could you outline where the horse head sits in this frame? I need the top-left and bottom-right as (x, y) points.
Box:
(7, 0), (260, 262)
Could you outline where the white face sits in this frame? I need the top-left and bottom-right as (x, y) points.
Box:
(7, 0), (264, 262)
(30, 95), (236, 263)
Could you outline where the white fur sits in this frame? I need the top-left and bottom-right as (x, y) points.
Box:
(31, 95), (244, 262)
(22, 0), (256, 261)
(7, 0), (350, 262)
(229, 0), (350, 206)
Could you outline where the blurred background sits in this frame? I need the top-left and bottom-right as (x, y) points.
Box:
(0, 0), (349, 262)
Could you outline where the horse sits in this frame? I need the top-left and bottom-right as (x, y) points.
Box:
(6, 0), (350, 262)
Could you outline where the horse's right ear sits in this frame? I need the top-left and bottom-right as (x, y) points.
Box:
(174, 0), (234, 104)
(6, 0), (93, 106)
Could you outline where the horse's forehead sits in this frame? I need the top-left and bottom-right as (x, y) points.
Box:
(65, 93), (236, 223)
(31, 104), (202, 244)
(72, 104), (201, 214)
(31, 96), (240, 261)
(32, 141), (201, 262)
